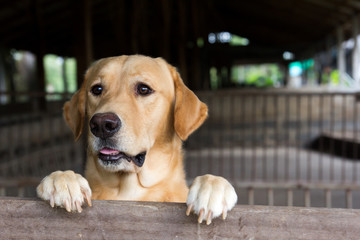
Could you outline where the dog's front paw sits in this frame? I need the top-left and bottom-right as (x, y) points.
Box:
(36, 170), (92, 212)
(186, 174), (237, 225)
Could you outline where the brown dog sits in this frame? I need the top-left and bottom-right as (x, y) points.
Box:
(37, 55), (237, 224)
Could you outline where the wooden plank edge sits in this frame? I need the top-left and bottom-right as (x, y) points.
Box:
(1, 197), (360, 240)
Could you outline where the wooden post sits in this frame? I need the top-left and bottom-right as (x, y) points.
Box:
(114, 0), (127, 55)
(131, 0), (143, 53)
(282, 63), (289, 87)
(337, 26), (345, 86)
(32, 0), (46, 110)
(75, 0), (93, 89)
(352, 15), (360, 85)
(177, 0), (188, 85)
(301, 61), (308, 86)
(73, 0), (93, 169)
(190, 0), (202, 90)
(2, 198), (360, 239)
(325, 35), (333, 85)
(161, 0), (172, 60)
(62, 57), (68, 94)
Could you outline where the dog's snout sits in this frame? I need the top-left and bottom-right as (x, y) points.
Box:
(90, 113), (121, 139)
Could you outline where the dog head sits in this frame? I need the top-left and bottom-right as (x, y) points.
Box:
(64, 55), (207, 177)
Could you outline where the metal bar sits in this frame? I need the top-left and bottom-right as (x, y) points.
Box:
(307, 95), (312, 182)
(346, 189), (353, 209)
(251, 95), (257, 181)
(17, 187), (24, 198)
(268, 188), (274, 206)
(208, 97), (214, 175)
(241, 95), (246, 181)
(330, 94), (335, 182)
(0, 91), (73, 98)
(219, 95), (225, 177)
(287, 189), (293, 207)
(196, 90), (360, 98)
(230, 95), (235, 181)
(341, 94), (347, 182)
(274, 95), (279, 182)
(262, 95), (267, 180)
(285, 95), (290, 181)
(319, 95), (324, 182)
(231, 180), (360, 191)
(353, 96), (358, 183)
(305, 189), (311, 207)
(248, 188), (254, 205)
(296, 95), (301, 181)
(325, 189), (332, 208)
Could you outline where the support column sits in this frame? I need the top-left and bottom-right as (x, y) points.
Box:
(325, 36), (333, 85)
(161, 0), (172, 60)
(190, 0), (202, 90)
(337, 26), (346, 86)
(33, 0), (46, 110)
(177, 0), (188, 85)
(282, 63), (289, 87)
(352, 15), (360, 86)
(75, 0), (93, 89)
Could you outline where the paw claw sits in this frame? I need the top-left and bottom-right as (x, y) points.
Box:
(187, 175), (238, 225)
(64, 199), (71, 212)
(50, 195), (55, 208)
(206, 211), (213, 225)
(86, 192), (92, 207)
(37, 171), (92, 213)
(186, 204), (193, 216)
(75, 200), (83, 213)
(222, 209), (227, 220)
(198, 208), (205, 224)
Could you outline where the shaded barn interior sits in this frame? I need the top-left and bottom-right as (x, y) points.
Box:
(1, 0), (360, 208)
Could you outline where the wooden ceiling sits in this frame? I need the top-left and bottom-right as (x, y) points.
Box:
(1, 0), (360, 70)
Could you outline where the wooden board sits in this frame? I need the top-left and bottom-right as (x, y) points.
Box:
(1, 197), (360, 240)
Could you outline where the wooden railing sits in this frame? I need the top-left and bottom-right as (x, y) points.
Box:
(1, 197), (360, 240)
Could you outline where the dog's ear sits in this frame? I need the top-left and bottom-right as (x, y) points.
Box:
(168, 65), (208, 141)
(63, 75), (87, 141)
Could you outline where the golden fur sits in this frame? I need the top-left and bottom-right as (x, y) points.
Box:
(37, 55), (237, 225)
(64, 55), (207, 202)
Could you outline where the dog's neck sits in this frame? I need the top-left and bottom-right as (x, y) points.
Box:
(85, 136), (188, 201)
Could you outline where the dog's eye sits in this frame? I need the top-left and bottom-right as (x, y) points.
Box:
(91, 84), (103, 96)
(136, 83), (153, 96)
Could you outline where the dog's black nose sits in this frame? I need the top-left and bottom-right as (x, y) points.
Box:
(90, 112), (121, 139)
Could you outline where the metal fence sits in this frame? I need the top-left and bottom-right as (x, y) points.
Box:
(185, 89), (360, 208)
(1, 89), (360, 209)
(0, 94), (84, 197)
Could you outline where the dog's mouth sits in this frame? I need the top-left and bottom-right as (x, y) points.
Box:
(98, 148), (146, 167)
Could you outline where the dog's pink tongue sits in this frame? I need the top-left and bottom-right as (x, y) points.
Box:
(100, 148), (119, 155)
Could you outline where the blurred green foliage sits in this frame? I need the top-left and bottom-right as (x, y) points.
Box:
(44, 54), (77, 100)
(210, 64), (283, 89)
(330, 70), (339, 84)
(231, 64), (283, 88)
